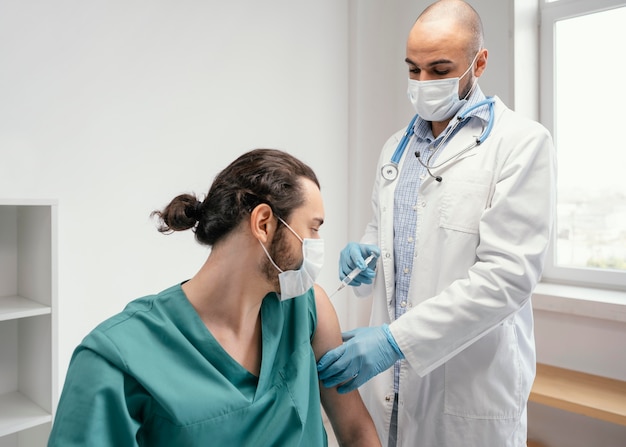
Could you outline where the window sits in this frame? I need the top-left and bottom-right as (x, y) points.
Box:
(540, 0), (626, 290)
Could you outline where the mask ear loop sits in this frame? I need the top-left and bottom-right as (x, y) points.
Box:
(460, 51), (481, 80)
(275, 216), (304, 243)
(458, 50), (481, 100)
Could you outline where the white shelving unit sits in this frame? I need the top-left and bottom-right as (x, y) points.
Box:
(0, 200), (57, 447)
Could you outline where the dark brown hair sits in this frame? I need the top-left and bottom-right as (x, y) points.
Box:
(151, 148), (320, 246)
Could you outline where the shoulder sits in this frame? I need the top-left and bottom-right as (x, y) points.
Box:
(312, 284), (332, 321)
(94, 284), (182, 331)
(90, 296), (155, 334)
(385, 125), (409, 145)
(493, 96), (552, 140)
(490, 97), (555, 164)
(380, 123), (411, 158)
(80, 284), (182, 366)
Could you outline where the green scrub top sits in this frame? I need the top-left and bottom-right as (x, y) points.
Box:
(48, 284), (327, 446)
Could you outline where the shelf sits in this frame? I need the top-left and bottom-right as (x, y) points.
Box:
(530, 363), (626, 426)
(0, 296), (51, 322)
(0, 391), (51, 437)
(0, 201), (56, 444)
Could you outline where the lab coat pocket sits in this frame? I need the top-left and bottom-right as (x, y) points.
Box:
(443, 321), (522, 419)
(439, 171), (491, 234)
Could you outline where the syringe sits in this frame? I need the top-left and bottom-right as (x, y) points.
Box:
(329, 254), (376, 298)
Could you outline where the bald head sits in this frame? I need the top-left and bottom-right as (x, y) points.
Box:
(405, 0), (488, 131)
(416, 0), (484, 58)
(405, 0), (488, 78)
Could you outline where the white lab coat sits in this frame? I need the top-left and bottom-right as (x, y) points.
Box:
(355, 96), (556, 447)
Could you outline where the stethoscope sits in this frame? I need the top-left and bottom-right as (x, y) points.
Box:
(381, 97), (495, 183)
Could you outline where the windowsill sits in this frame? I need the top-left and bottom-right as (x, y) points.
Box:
(532, 282), (626, 323)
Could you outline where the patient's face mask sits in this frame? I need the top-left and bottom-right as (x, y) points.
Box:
(407, 52), (479, 121)
(259, 216), (324, 301)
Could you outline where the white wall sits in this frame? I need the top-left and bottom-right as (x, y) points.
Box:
(0, 0), (350, 389)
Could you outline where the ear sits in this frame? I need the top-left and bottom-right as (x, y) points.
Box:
(474, 48), (488, 78)
(250, 203), (276, 244)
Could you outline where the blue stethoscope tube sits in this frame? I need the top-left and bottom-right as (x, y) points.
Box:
(381, 97), (496, 182)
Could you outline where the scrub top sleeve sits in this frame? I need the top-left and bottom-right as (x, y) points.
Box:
(48, 347), (141, 447)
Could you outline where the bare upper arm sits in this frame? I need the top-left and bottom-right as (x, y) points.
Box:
(311, 284), (343, 361)
(311, 284), (381, 447)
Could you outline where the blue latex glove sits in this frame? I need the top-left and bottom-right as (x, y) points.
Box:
(317, 324), (404, 394)
(338, 242), (380, 286)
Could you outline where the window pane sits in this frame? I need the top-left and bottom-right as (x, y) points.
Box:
(554, 6), (626, 271)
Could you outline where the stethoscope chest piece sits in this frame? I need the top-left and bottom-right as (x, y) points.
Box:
(381, 163), (399, 181)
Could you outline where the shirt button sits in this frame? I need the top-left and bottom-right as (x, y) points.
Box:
(401, 300), (407, 308)
(385, 395), (392, 402)
(412, 205), (418, 211)
(403, 267), (409, 274)
(407, 236), (414, 242)
(385, 252), (391, 259)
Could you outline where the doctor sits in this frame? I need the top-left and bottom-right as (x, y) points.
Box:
(317, 1), (556, 446)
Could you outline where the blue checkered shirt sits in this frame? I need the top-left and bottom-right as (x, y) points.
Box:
(391, 87), (490, 393)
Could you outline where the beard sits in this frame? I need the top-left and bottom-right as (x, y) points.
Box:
(261, 226), (301, 291)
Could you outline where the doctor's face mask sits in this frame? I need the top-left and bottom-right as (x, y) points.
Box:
(259, 216), (324, 301)
(407, 51), (479, 121)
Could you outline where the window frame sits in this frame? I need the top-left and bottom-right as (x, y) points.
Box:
(539, 0), (626, 291)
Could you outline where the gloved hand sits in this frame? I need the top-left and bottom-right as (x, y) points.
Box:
(338, 242), (380, 286)
(317, 324), (404, 394)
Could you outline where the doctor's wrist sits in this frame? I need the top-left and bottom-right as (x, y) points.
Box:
(382, 324), (404, 359)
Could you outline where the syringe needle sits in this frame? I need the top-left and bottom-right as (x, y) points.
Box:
(329, 254), (376, 298)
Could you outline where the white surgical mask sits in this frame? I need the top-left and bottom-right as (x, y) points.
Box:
(407, 52), (479, 121)
(259, 217), (324, 301)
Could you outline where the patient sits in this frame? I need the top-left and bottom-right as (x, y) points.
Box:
(48, 148), (380, 446)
